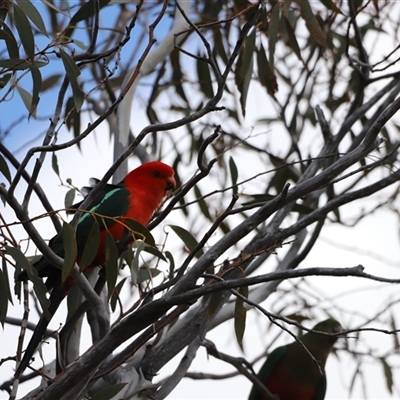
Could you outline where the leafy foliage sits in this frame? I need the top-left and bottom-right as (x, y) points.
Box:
(1, 1), (400, 399)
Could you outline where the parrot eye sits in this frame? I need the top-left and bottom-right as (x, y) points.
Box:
(153, 170), (161, 178)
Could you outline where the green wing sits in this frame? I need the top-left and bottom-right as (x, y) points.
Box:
(33, 184), (130, 279)
(75, 185), (130, 244)
(248, 345), (287, 400)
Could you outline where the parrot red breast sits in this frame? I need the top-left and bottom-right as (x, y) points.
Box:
(15, 161), (176, 377)
(248, 318), (342, 400)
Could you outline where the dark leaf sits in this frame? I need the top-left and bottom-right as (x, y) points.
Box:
(0, 153), (11, 184)
(0, 73), (12, 89)
(6, 245), (50, 318)
(64, 0), (112, 39)
(196, 57), (214, 99)
(234, 285), (248, 346)
(124, 219), (156, 247)
(169, 225), (204, 258)
(61, 222), (77, 281)
(16, 85), (32, 113)
(235, 29), (256, 116)
(51, 152), (60, 178)
(194, 185), (212, 221)
(64, 96), (81, 149)
(0, 23), (19, 59)
(213, 26), (228, 64)
(0, 268), (9, 326)
(59, 49), (84, 112)
(13, 3), (35, 60)
(207, 290), (223, 317)
(137, 267), (161, 285)
(141, 245), (166, 262)
(42, 74), (62, 92)
(170, 49), (188, 103)
(295, 0), (326, 47)
(130, 240), (146, 285)
(268, 3), (280, 65)
(257, 43), (278, 96)
(165, 250), (175, 280)
(105, 231), (118, 298)
(79, 218), (100, 271)
(381, 358), (393, 394)
(64, 188), (76, 209)
(282, 16), (302, 61)
(2, 257), (12, 303)
(0, 59), (46, 70)
(229, 156), (238, 195)
(16, 0), (48, 36)
(319, 0), (342, 13)
(29, 65), (42, 118)
(110, 278), (126, 313)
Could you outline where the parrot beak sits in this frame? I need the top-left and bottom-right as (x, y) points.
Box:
(166, 176), (176, 191)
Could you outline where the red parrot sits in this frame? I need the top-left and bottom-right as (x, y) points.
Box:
(248, 318), (342, 400)
(15, 161), (176, 377)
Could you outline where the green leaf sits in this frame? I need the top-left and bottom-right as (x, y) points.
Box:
(6, 245), (32, 275)
(13, 3), (35, 60)
(234, 285), (248, 347)
(381, 358), (393, 394)
(79, 218), (100, 271)
(137, 267), (161, 285)
(16, 85), (32, 113)
(41, 74), (62, 92)
(268, 3), (280, 66)
(124, 219), (155, 247)
(196, 57), (214, 99)
(0, 268), (9, 326)
(29, 65), (42, 118)
(295, 0), (326, 47)
(64, 0), (112, 39)
(59, 49), (84, 112)
(229, 156), (238, 195)
(0, 59), (47, 70)
(194, 185), (212, 221)
(51, 152), (60, 178)
(64, 188), (76, 209)
(141, 244), (166, 262)
(0, 23), (20, 59)
(235, 29), (256, 116)
(64, 96), (81, 149)
(39, 0), (69, 17)
(110, 277), (126, 312)
(2, 257), (12, 303)
(207, 290), (223, 317)
(170, 49), (188, 104)
(213, 26), (228, 65)
(165, 250), (175, 280)
(282, 16), (302, 61)
(319, 0), (342, 13)
(169, 225), (204, 258)
(0, 153), (11, 184)
(6, 245), (50, 318)
(130, 240), (146, 285)
(89, 382), (127, 400)
(105, 230), (118, 298)
(16, 0), (48, 36)
(0, 73), (12, 89)
(61, 222), (78, 281)
(257, 43), (278, 96)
